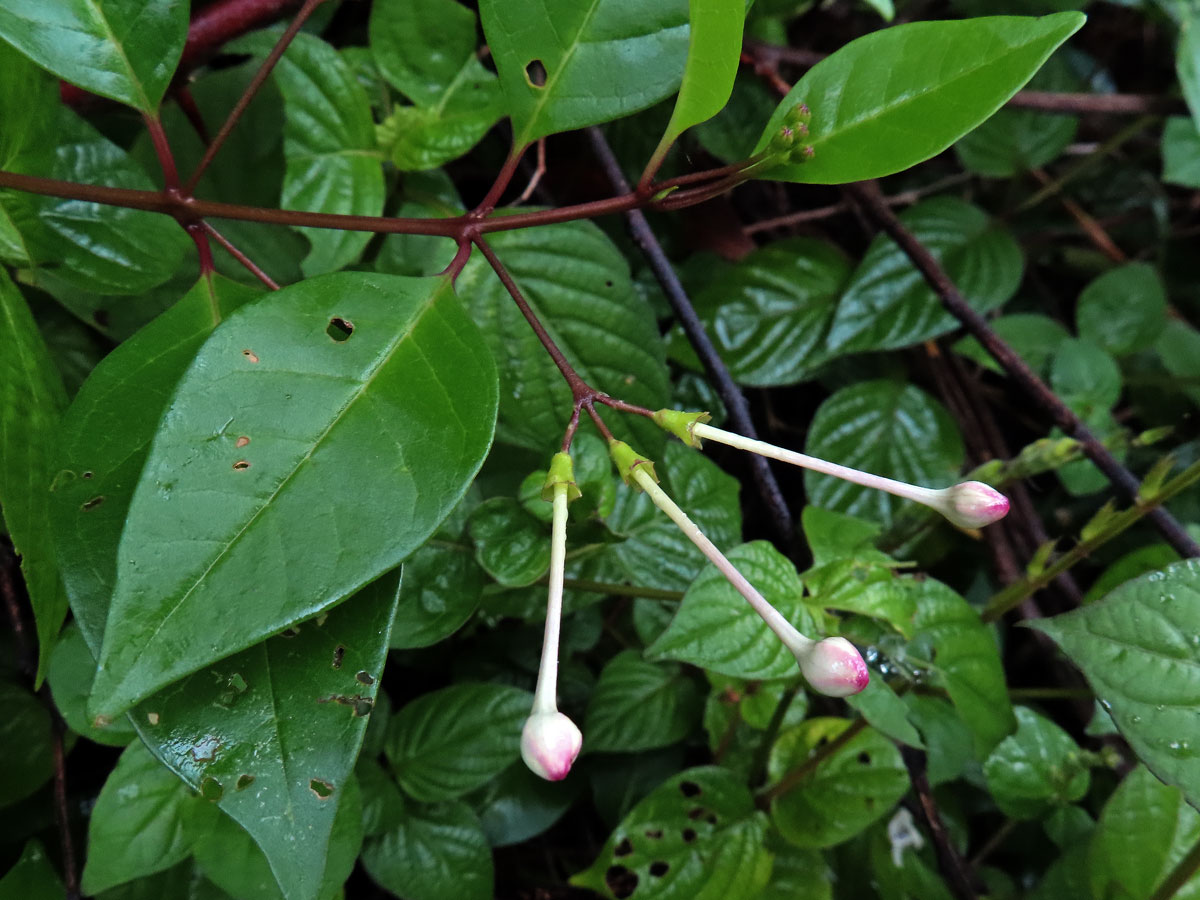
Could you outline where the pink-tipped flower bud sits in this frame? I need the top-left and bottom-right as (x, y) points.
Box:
(795, 637), (870, 698)
(521, 711), (582, 781)
(939, 481), (1010, 529)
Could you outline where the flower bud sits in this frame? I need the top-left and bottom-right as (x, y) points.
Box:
(794, 637), (870, 698)
(521, 710), (583, 781)
(938, 481), (1010, 529)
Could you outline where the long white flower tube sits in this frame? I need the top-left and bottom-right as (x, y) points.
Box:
(521, 454), (582, 781)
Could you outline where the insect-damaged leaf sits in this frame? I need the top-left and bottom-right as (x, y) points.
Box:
(88, 272), (497, 719)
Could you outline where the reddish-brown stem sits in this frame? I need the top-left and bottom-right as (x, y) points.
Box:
(174, 86), (212, 144)
(902, 747), (982, 900)
(201, 221), (279, 288)
(511, 139), (547, 207)
(562, 406), (583, 452)
(143, 114), (180, 189)
(596, 396), (656, 418)
(472, 145), (529, 218)
(585, 404), (615, 441)
(51, 715), (79, 898)
(656, 159), (759, 192)
(442, 240), (474, 281)
(187, 223), (216, 275)
(184, 0), (327, 194)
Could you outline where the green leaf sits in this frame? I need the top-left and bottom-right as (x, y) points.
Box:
(1089, 765), (1200, 900)
(767, 718), (909, 848)
(0, 0), (187, 112)
(1157, 320), (1200, 409)
(903, 695), (974, 787)
(605, 441), (741, 592)
(370, 0), (504, 171)
(1031, 559), (1200, 811)
(982, 707), (1090, 820)
(803, 380), (964, 527)
(907, 578), (1015, 757)
(572, 767), (772, 900)
(754, 13), (1086, 184)
(81, 741), (197, 895)
(0, 680), (54, 808)
(668, 238), (854, 387)
(390, 542), (485, 649)
(647, 541), (815, 680)
(189, 776), (362, 900)
(828, 198), (1023, 358)
(656, 0), (746, 151)
(759, 841), (831, 900)
(952, 313), (1069, 378)
(88, 273), (497, 717)
(1178, 8), (1200, 135)
(47, 624), (136, 747)
(236, 31), (385, 276)
(845, 676), (923, 747)
(0, 269), (67, 680)
(2, 108), (189, 296)
(0, 841), (63, 900)
(1051, 338), (1121, 418)
(469, 497), (552, 587)
(471, 761), (580, 846)
(479, 0), (691, 145)
(456, 220), (670, 454)
(386, 683), (532, 802)
(1163, 116), (1200, 188)
(1076, 263), (1168, 357)
(584, 650), (702, 753)
(361, 798), (494, 900)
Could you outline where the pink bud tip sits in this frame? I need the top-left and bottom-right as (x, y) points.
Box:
(942, 481), (1010, 529)
(797, 637), (870, 698)
(521, 711), (582, 781)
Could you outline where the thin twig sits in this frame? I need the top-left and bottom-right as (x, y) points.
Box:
(51, 714), (79, 899)
(758, 718), (868, 803)
(511, 139), (547, 207)
(585, 127), (798, 550)
(201, 221), (281, 289)
(1148, 837), (1200, 900)
(903, 747), (981, 900)
(1007, 91), (1187, 115)
(845, 180), (1200, 560)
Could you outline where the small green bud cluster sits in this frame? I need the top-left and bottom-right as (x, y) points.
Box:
(765, 103), (815, 165)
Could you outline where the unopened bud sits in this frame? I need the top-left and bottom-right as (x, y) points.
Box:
(793, 637), (869, 698)
(521, 711), (583, 781)
(936, 481), (1010, 529)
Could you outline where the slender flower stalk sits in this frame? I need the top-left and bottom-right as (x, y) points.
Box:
(653, 409), (1009, 530)
(522, 453), (583, 782)
(611, 440), (868, 697)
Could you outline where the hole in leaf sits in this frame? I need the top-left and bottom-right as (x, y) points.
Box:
(309, 778), (334, 799)
(355, 670), (375, 686)
(242, 349), (259, 363)
(200, 776), (223, 802)
(146, 712), (160, 726)
(81, 471), (94, 480)
(326, 317), (354, 342)
(858, 752), (871, 765)
(687, 807), (705, 820)
(280, 626), (301, 638)
(644, 829), (663, 840)
(605, 866), (638, 899)
(332, 645), (346, 669)
(190, 735), (221, 764)
(614, 838), (633, 858)
(524, 59), (547, 87)
(235, 436), (250, 448)
(681, 828), (697, 843)
(605, 279), (613, 288)
(705, 813), (717, 825)
(236, 774), (255, 791)
(232, 460), (250, 471)
(649, 861), (669, 878)
(679, 780), (701, 797)
(81, 495), (105, 511)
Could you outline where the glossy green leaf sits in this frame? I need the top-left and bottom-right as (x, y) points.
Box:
(47, 624), (135, 747)
(189, 777), (362, 900)
(236, 31), (385, 276)
(754, 13), (1085, 184)
(803, 380), (964, 527)
(0, 269), (67, 681)
(390, 542), (484, 649)
(362, 798), (494, 900)
(759, 841), (831, 900)
(648, 541), (815, 680)
(88, 273), (497, 717)
(479, 0), (691, 145)
(1051, 338), (1121, 418)
(471, 761), (580, 847)
(657, 0), (746, 150)
(2, 108), (189, 296)
(903, 695), (974, 788)
(1163, 116), (1200, 188)
(0, 680), (54, 808)
(1032, 559), (1200, 811)
(0, 42), (54, 266)
(828, 199), (1023, 358)
(0, 0), (187, 112)
(605, 441), (741, 592)
(93, 861), (234, 900)
(845, 676), (923, 747)
(1088, 765), (1200, 900)
(370, 0), (504, 171)
(585, 651), (702, 753)
(81, 741), (197, 894)
(669, 238), (853, 387)
(386, 683), (532, 802)
(456, 220), (670, 453)
(1178, 9), (1200, 135)
(907, 578), (1015, 757)
(768, 718), (909, 848)
(375, 171), (462, 278)
(573, 767), (772, 900)
(1076, 263), (1167, 357)
(952, 313), (1069, 378)
(1157, 320), (1200, 409)
(982, 707), (1090, 819)
(694, 72), (777, 163)
(0, 841), (63, 900)
(469, 497), (552, 587)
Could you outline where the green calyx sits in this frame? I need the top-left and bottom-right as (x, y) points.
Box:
(542, 452), (582, 502)
(652, 408), (711, 448)
(608, 440), (658, 489)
